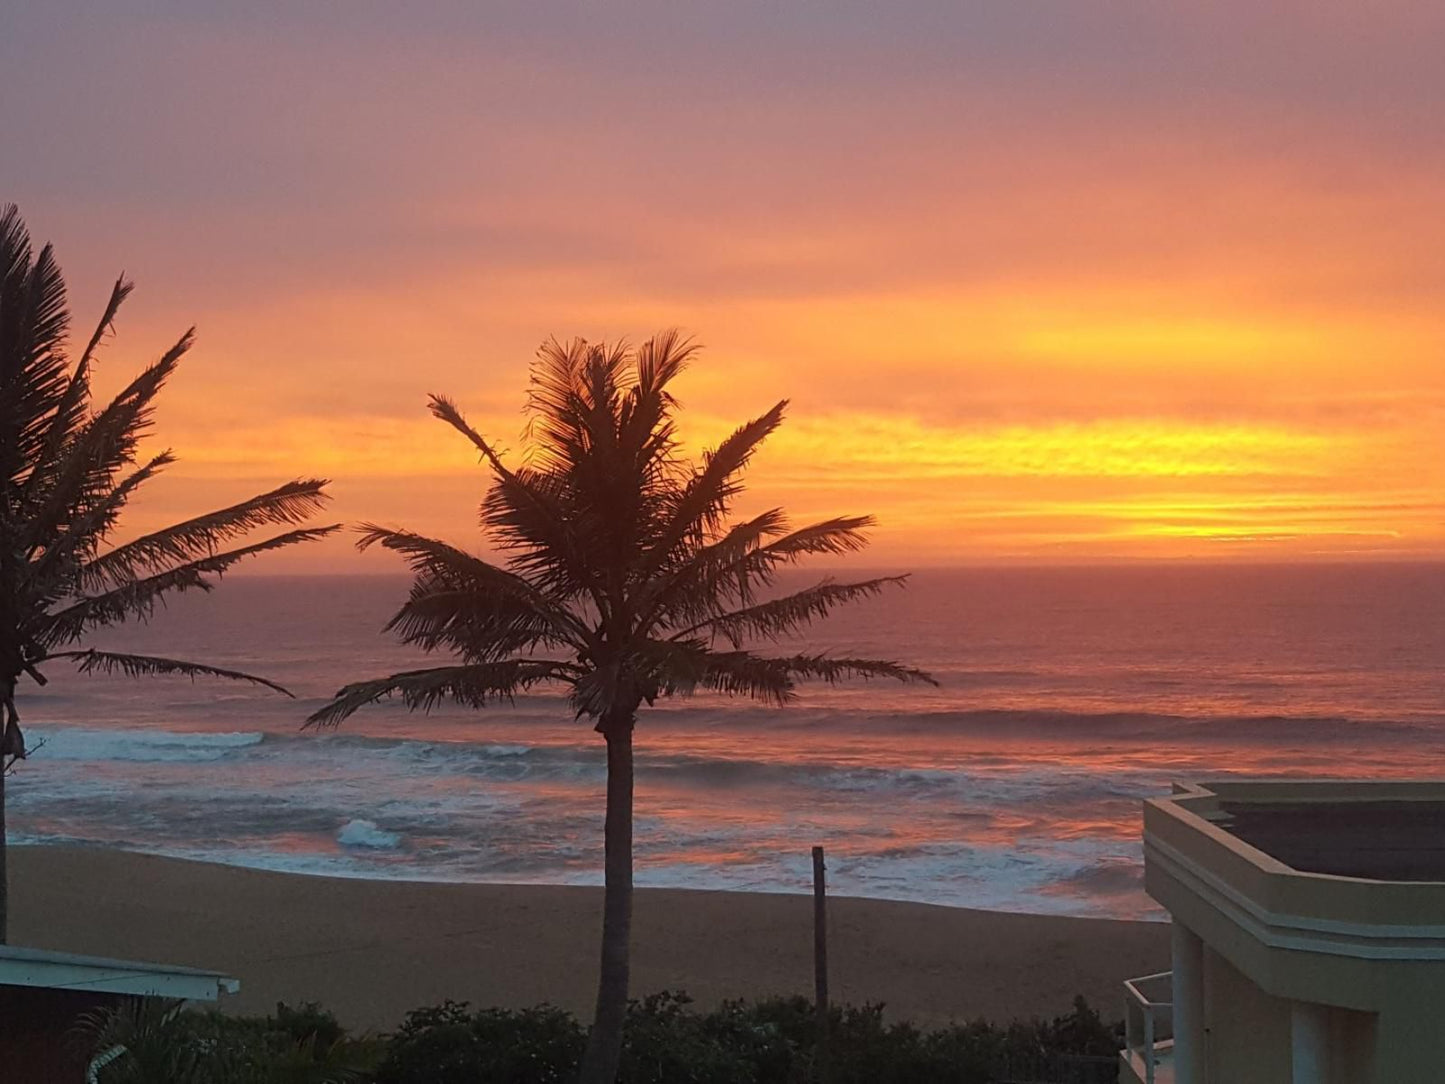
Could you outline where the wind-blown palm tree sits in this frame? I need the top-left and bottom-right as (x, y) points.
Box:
(0, 205), (339, 942)
(308, 333), (934, 1084)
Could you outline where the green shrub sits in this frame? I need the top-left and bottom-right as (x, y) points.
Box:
(80, 999), (371, 1084)
(268, 1002), (346, 1055)
(373, 1000), (585, 1084)
(80, 992), (1120, 1083)
(616, 991), (761, 1084)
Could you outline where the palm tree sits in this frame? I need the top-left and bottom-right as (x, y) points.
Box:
(308, 333), (934, 1084)
(0, 205), (338, 942)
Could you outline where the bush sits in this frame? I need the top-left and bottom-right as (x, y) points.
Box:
(81, 992), (1120, 1083)
(617, 991), (761, 1084)
(373, 1000), (585, 1084)
(269, 1001), (347, 1055)
(81, 999), (373, 1084)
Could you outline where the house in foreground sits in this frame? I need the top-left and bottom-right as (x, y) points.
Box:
(0, 945), (238, 1082)
(1121, 780), (1445, 1084)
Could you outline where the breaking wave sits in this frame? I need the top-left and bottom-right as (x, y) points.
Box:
(337, 819), (402, 849)
(31, 727), (266, 762)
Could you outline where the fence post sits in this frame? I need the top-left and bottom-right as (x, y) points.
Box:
(813, 845), (830, 1083)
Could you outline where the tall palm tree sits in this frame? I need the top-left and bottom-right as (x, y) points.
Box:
(308, 333), (934, 1084)
(0, 205), (339, 942)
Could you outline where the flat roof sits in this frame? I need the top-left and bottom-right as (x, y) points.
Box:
(0, 945), (239, 1001)
(1220, 800), (1445, 882)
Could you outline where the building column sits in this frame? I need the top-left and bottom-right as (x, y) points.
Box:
(1172, 922), (1205, 1084)
(1291, 1001), (1329, 1084)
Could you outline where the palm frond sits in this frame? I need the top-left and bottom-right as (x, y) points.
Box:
(20, 331), (192, 553)
(1, 211), (72, 490)
(45, 649), (293, 695)
(662, 649), (935, 705)
(356, 524), (592, 655)
(646, 514), (873, 632)
(75, 274), (133, 373)
(429, 393), (602, 603)
(27, 452), (176, 596)
(306, 660), (576, 728)
(26, 283), (139, 512)
(689, 651), (796, 704)
(643, 400), (787, 570)
(756, 515), (876, 559)
(632, 329), (694, 402)
(771, 653), (937, 687)
(427, 393), (516, 478)
(622, 331), (691, 459)
(677, 575), (911, 647)
(85, 478), (331, 588)
(523, 337), (628, 476)
(638, 508), (788, 631)
(521, 339), (676, 588)
(43, 525), (340, 646)
(618, 331), (692, 494)
(22, 275), (133, 504)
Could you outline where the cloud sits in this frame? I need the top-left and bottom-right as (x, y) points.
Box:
(4, 1), (1444, 565)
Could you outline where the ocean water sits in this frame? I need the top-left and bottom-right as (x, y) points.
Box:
(10, 564), (1445, 919)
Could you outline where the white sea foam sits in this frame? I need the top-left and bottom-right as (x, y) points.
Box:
(337, 819), (402, 849)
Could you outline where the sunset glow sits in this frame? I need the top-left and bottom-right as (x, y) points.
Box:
(7, 3), (1444, 569)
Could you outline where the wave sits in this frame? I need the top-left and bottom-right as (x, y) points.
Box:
(337, 819), (402, 849)
(651, 705), (1443, 743)
(26, 703), (1443, 780)
(30, 727), (266, 762)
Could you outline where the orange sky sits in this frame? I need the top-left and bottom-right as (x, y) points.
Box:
(6, 3), (1444, 570)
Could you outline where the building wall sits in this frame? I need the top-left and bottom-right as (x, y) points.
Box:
(1197, 949), (1382, 1084)
(1325, 1004), (1376, 1084)
(0, 985), (123, 1084)
(1201, 945), (1291, 1084)
(1370, 965), (1445, 1084)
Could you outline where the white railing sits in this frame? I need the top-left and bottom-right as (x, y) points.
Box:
(1123, 970), (1174, 1084)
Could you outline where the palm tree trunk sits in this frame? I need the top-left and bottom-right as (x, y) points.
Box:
(579, 716), (635, 1084)
(0, 693), (10, 945)
(0, 733), (7, 945)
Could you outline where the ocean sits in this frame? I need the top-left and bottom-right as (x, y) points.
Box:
(10, 563), (1445, 919)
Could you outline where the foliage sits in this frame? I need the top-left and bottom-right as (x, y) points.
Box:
(616, 991), (761, 1083)
(0, 203), (337, 763)
(76, 992), (1120, 1083)
(305, 333), (933, 731)
(373, 999), (585, 1084)
(77, 999), (378, 1084)
(343, 991), (1120, 1084)
(0, 202), (336, 941)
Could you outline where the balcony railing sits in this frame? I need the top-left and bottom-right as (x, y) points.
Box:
(1122, 970), (1174, 1084)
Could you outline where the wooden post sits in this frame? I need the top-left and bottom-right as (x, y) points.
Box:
(812, 845), (830, 1082)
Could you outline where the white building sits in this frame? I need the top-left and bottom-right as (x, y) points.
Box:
(1122, 780), (1445, 1084)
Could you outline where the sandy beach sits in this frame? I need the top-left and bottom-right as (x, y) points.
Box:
(10, 846), (1168, 1033)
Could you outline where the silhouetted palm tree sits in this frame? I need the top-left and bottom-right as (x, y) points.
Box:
(308, 334), (934, 1084)
(0, 205), (338, 942)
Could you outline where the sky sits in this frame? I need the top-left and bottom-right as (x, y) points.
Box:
(4, 2), (1444, 570)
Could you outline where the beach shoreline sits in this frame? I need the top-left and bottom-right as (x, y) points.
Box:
(10, 846), (1169, 1032)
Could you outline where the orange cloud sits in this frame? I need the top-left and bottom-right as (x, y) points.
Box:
(8, 4), (1444, 570)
